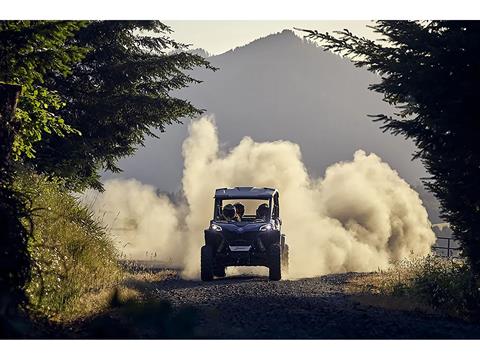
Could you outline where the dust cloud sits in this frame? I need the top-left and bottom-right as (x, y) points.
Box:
(85, 116), (435, 279)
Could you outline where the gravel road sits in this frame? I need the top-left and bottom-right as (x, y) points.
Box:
(138, 270), (480, 339)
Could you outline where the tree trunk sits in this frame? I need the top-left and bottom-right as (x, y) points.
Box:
(0, 83), (31, 337)
(0, 84), (22, 167)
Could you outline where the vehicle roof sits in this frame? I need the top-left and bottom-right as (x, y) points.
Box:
(214, 187), (278, 199)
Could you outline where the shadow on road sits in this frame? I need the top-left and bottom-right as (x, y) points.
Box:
(45, 270), (480, 339)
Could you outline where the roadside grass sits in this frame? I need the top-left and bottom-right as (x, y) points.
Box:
(10, 169), (199, 338)
(346, 255), (480, 321)
(52, 266), (177, 323)
(64, 270), (199, 339)
(14, 169), (125, 322)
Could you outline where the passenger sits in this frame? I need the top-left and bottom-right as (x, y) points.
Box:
(222, 204), (239, 221)
(256, 203), (270, 221)
(233, 202), (245, 221)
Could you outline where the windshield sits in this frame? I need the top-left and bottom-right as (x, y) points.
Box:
(214, 199), (270, 222)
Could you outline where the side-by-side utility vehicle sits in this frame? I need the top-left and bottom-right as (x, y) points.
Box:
(201, 187), (288, 281)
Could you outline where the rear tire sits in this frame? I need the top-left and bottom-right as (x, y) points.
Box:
(201, 245), (214, 281)
(268, 243), (282, 281)
(282, 244), (289, 274)
(214, 266), (226, 278)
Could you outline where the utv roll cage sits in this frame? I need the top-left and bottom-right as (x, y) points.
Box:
(213, 187), (280, 221)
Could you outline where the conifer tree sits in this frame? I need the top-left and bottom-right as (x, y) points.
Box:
(302, 21), (480, 276)
(32, 21), (215, 190)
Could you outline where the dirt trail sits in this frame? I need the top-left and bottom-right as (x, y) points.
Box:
(126, 270), (480, 339)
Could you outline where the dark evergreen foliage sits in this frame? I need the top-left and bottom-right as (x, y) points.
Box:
(31, 21), (215, 190)
(301, 21), (480, 275)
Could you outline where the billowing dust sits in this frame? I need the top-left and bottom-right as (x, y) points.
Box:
(83, 116), (435, 279)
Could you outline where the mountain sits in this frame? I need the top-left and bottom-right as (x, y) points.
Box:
(104, 29), (431, 210)
(188, 48), (212, 58)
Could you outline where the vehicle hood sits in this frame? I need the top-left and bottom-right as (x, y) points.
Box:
(213, 221), (267, 233)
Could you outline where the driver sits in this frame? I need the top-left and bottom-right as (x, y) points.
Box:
(256, 203), (269, 221)
(222, 204), (239, 221)
(233, 202), (245, 221)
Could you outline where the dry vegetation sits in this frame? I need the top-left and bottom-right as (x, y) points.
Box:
(51, 270), (176, 323)
(346, 255), (480, 321)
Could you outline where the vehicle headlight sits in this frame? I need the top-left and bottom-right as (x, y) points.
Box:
(210, 223), (222, 232)
(259, 224), (273, 231)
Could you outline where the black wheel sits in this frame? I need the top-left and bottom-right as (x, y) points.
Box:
(282, 244), (289, 274)
(201, 245), (214, 281)
(268, 243), (282, 281)
(214, 266), (226, 278)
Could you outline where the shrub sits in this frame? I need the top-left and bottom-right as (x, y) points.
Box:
(14, 169), (123, 319)
(369, 255), (480, 320)
(409, 256), (474, 313)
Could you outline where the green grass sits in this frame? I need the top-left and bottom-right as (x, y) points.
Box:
(14, 169), (124, 321)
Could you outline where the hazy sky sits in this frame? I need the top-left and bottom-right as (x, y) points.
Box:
(163, 21), (376, 55)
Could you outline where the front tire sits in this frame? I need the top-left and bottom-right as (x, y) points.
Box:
(268, 243), (282, 281)
(214, 266), (226, 278)
(201, 245), (214, 281)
